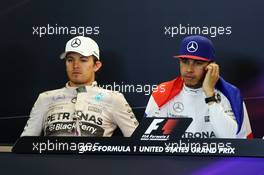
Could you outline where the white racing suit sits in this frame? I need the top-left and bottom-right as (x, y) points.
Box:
(21, 82), (139, 137)
(145, 84), (253, 139)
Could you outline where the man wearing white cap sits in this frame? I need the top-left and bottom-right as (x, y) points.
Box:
(145, 35), (253, 139)
(21, 36), (138, 137)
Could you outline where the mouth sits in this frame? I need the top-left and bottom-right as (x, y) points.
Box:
(72, 70), (81, 73)
(184, 75), (195, 80)
(72, 72), (81, 76)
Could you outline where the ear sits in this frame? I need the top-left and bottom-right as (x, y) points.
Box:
(94, 61), (102, 72)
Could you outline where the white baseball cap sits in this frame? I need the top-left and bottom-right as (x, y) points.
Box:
(60, 36), (100, 60)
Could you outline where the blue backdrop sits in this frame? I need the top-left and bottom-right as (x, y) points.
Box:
(0, 0), (263, 140)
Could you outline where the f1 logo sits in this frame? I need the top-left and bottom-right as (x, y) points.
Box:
(144, 119), (164, 134)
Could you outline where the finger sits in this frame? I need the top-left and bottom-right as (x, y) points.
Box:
(215, 64), (219, 78)
(214, 64), (219, 78)
(206, 66), (213, 78)
(211, 63), (219, 78)
(211, 64), (217, 77)
(206, 64), (213, 72)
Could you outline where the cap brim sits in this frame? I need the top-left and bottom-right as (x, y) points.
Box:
(174, 55), (210, 61)
(59, 50), (93, 59)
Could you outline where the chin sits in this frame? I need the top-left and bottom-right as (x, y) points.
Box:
(185, 82), (202, 89)
(69, 79), (85, 85)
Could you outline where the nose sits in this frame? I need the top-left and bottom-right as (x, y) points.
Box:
(73, 60), (80, 69)
(186, 62), (194, 72)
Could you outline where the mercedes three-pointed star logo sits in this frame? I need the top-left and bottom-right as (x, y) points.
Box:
(71, 38), (81, 48)
(173, 102), (184, 113)
(187, 41), (198, 53)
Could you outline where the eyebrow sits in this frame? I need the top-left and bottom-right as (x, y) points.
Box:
(179, 59), (208, 65)
(65, 56), (73, 59)
(65, 55), (89, 59)
(194, 60), (206, 63)
(182, 59), (206, 63)
(80, 56), (89, 59)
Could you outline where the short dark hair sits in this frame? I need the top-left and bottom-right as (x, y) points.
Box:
(91, 55), (100, 64)
(91, 55), (101, 78)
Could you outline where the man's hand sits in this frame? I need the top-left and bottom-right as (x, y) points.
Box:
(202, 63), (220, 97)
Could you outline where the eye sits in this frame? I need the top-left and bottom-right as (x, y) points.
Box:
(80, 57), (89, 62)
(195, 61), (204, 65)
(194, 60), (207, 66)
(80, 58), (88, 62)
(66, 58), (73, 62)
(180, 59), (189, 64)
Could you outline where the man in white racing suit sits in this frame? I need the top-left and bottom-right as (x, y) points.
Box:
(145, 35), (253, 139)
(21, 36), (138, 137)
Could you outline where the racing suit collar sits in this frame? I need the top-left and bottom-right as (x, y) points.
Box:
(65, 81), (98, 90)
(183, 84), (203, 95)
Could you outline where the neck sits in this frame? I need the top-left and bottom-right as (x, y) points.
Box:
(68, 81), (94, 87)
(185, 84), (202, 89)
